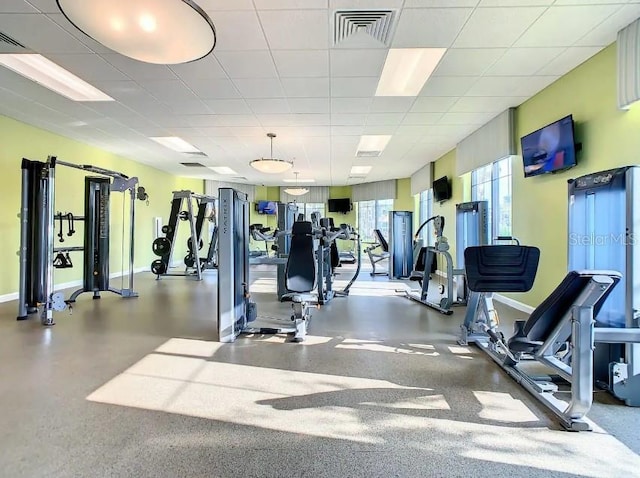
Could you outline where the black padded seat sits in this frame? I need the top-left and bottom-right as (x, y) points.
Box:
(285, 221), (317, 293)
(465, 245), (540, 293)
(374, 229), (389, 252)
(508, 271), (621, 353)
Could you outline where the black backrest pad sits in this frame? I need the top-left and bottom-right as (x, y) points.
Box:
(524, 271), (620, 340)
(464, 245), (540, 293)
(374, 229), (389, 252)
(414, 247), (427, 272)
(285, 221), (317, 293)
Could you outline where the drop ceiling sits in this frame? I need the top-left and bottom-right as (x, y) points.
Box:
(0, 0), (638, 186)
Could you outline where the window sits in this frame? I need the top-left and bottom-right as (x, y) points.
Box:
(357, 199), (393, 242)
(294, 202), (326, 222)
(418, 189), (433, 245)
(471, 157), (512, 242)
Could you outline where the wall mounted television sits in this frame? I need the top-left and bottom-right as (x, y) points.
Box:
(256, 200), (277, 215)
(433, 176), (452, 202)
(328, 198), (352, 213)
(521, 114), (577, 178)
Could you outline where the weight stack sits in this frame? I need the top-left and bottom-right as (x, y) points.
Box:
(84, 177), (110, 291)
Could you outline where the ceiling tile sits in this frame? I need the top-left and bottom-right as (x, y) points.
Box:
(330, 113), (367, 125)
(479, 0), (553, 5)
(396, 125), (432, 136)
(169, 56), (227, 80)
(140, 80), (198, 102)
(405, 0), (477, 5)
(420, 76), (478, 96)
(272, 50), (329, 78)
(233, 79), (285, 98)
(255, 0), (328, 7)
(330, 0), (403, 8)
(198, 0), (254, 9)
(288, 98), (330, 113)
(365, 113), (405, 125)
(291, 114), (330, 126)
(0, 13), (91, 53)
(102, 54), (177, 80)
(0, 1), (38, 13)
(203, 99), (252, 115)
(331, 77), (379, 97)
(85, 101), (137, 117)
(535, 46), (602, 76)
(184, 79), (241, 99)
(47, 54), (129, 81)
(216, 51), (278, 78)
(330, 97), (372, 113)
(454, 7), (547, 47)
(163, 100), (211, 115)
(258, 10), (329, 50)
(246, 98), (291, 114)
(515, 5), (622, 47)
(21, 0), (59, 12)
(207, 10), (269, 51)
(369, 97), (416, 113)
(392, 8), (474, 48)
(434, 48), (507, 76)
(484, 47), (565, 76)
(574, 3), (640, 47)
(330, 50), (387, 77)
(331, 125), (364, 136)
(449, 96), (527, 113)
(439, 111), (494, 125)
(466, 75), (559, 96)
(402, 112), (444, 125)
(281, 78), (330, 97)
(410, 96), (459, 112)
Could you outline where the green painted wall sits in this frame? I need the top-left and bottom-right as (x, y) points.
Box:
(513, 44), (640, 305)
(429, 43), (640, 307)
(393, 178), (414, 212)
(432, 150), (465, 260)
(0, 114), (203, 296)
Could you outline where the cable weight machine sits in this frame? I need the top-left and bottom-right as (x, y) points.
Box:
(17, 156), (146, 326)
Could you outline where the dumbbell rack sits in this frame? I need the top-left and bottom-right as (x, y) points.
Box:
(150, 190), (217, 280)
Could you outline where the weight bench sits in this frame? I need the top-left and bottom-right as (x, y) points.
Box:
(282, 221), (317, 341)
(365, 229), (390, 276)
(460, 245), (624, 431)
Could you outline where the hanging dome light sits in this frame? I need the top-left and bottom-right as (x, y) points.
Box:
(56, 0), (217, 64)
(250, 133), (293, 174)
(284, 172), (309, 196)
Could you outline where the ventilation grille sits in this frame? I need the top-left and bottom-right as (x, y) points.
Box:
(180, 162), (207, 168)
(0, 31), (25, 48)
(356, 150), (382, 158)
(0, 31), (28, 53)
(334, 10), (396, 46)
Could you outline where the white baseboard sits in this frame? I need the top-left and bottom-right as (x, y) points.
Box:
(0, 267), (148, 304)
(493, 293), (535, 315)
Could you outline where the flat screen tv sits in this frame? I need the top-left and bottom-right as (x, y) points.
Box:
(328, 198), (352, 213)
(433, 176), (452, 202)
(521, 114), (577, 178)
(256, 200), (277, 215)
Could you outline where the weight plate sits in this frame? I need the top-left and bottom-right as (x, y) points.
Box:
(178, 211), (190, 221)
(152, 237), (171, 256)
(184, 254), (195, 268)
(151, 259), (167, 275)
(161, 224), (173, 235)
(187, 237), (204, 252)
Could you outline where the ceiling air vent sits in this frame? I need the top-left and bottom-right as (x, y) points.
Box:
(356, 150), (382, 158)
(333, 10), (396, 47)
(180, 162), (207, 168)
(0, 31), (28, 53)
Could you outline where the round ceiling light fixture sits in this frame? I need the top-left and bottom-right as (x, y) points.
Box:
(56, 0), (217, 65)
(250, 133), (293, 174)
(283, 172), (309, 197)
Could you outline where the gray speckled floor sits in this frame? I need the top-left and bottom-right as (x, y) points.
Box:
(0, 265), (639, 478)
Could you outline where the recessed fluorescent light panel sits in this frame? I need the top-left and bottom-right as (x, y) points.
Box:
(350, 166), (372, 175)
(356, 135), (392, 157)
(209, 166), (237, 175)
(375, 48), (446, 97)
(0, 54), (114, 101)
(282, 178), (315, 183)
(150, 136), (202, 153)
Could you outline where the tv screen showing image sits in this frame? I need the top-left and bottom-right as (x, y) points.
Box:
(328, 198), (352, 213)
(521, 115), (577, 178)
(257, 200), (277, 215)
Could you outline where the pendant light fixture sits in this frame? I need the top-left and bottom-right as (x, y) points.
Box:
(250, 133), (293, 174)
(56, 0), (217, 65)
(283, 172), (309, 197)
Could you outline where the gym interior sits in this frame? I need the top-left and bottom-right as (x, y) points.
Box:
(1, 2), (640, 477)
